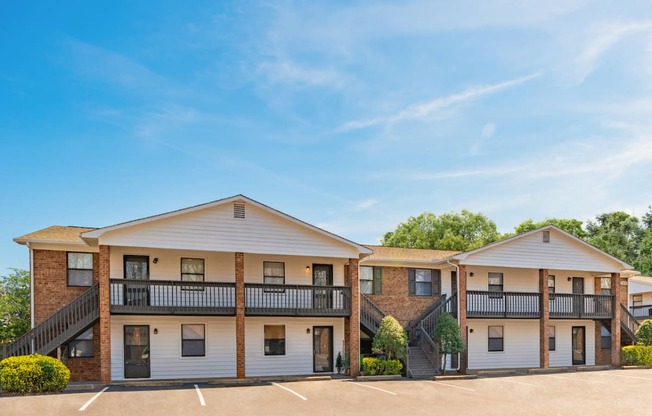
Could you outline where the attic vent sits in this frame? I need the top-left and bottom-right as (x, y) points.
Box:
(542, 230), (550, 243)
(233, 203), (246, 219)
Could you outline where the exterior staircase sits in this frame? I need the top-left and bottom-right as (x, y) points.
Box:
(360, 294), (386, 336)
(407, 347), (440, 378)
(2, 284), (100, 358)
(621, 304), (640, 345)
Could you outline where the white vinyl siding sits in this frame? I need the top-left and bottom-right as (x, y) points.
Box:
(244, 254), (346, 286)
(465, 267), (596, 294)
(97, 203), (360, 258)
(549, 320), (596, 367)
(245, 317), (344, 377)
(467, 320), (540, 369)
(111, 316), (236, 381)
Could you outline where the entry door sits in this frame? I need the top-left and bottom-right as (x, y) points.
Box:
(313, 264), (333, 310)
(572, 277), (584, 316)
(572, 326), (585, 365)
(313, 326), (333, 372)
(124, 325), (150, 378)
(124, 256), (150, 306)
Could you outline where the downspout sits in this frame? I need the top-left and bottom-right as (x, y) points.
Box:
(27, 242), (35, 354)
(445, 259), (461, 372)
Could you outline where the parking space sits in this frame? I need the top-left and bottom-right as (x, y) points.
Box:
(2, 369), (652, 415)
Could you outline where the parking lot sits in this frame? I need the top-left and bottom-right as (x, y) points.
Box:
(2, 368), (651, 416)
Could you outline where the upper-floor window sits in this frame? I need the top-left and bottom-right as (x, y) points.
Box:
(360, 266), (382, 295)
(633, 294), (643, 307)
(181, 258), (205, 291)
(263, 261), (285, 285)
(547, 275), (555, 294)
(488, 272), (503, 294)
(67, 252), (93, 287)
(408, 269), (440, 296)
(600, 277), (611, 296)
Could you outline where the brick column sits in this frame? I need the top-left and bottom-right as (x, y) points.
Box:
(345, 258), (360, 377)
(235, 252), (246, 379)
(539, 269), (549, 368)
(458, 265), (468, 373)
(610, 272), (622, 367)
(99, 245), (111, 384)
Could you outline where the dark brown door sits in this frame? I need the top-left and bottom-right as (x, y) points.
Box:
(124, 255), (150, 306)
(572, 277), (584, 316)
(313, 326), (333, 372)
(124, 325), (150, 378)
(313, 264), (333, 310)
(572, 326), (585, 365)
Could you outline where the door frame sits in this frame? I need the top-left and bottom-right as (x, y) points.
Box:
(572, 326), (586, 365)
(312, 264), (333, 285)
(313, 325), (334, 373)
(312, 264), (333, 309)
(124, 325), (150, 379)
(124, 255), (150, 306)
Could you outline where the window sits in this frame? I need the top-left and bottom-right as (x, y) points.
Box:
(488, 326), (504, 352)
(408, 269), (440, 296)
(360, 266), (382, 295)
(263, 261), (285, 285)
(600, 277), (612, 296)
(488, 272), (503, 297)
(633, 294), (643, 307)
(69, 327), (93, 357)
(264, 325), (285, 356)
(68, 252), (93, 286)
(547, 275), (555, 294)
(181, 324), (205, 357)
(601, 324), (611, 349)
(548, 326), (555, 351)
(181, 258), (205, 290)
(543, 230), (551, 243)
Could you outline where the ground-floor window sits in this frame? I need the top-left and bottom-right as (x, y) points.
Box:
(181, 324), (206, 357)
(601, 324), (611, 349)
(488, 326), (504, 351)
(548, 326), (555, 351)
(69, 327), (93, 357)
(264, 325), (286, 356)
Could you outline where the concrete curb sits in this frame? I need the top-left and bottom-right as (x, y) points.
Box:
(432, 374), (477, 381)
(622, 365), (651, 370)
(356, 375), (403, 381)
(577, 365), (610, 372)
(527, 367), (568, 375)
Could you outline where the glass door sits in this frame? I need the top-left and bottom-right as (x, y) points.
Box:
(124, 325), (150, 378)
(313, 264), (333, 310)
(572, 326), (585, 365)
(124, 255), (150, 306)
(313, 326), (333, 372)
(572, 277), (584, 316)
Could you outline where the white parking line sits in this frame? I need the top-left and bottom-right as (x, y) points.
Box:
(543, 374), (605, 384)
(347, 381), (398, 395)
(272, 382), (308, 400)
(194, 384), (206, 406)
(430, 381), (476, 392)
(79, 386), (109, 412)
(488, 378), (539, 387)
(594, 372), (652, 381)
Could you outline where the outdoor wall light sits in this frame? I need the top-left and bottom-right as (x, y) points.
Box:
(567, 277), (572, 282)
(153, 328), (158, 335)
(306, 328), (311, 334)
(306, 266), (311, 272)
(469, 329), (474, 334)
(153, 258), (159, 264)
(469, 272), (474, 277)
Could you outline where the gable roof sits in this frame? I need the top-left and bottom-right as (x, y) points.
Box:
(363, 245), (459, 264)
(14, 225), (97, 245)
(448, 225), (632, 271)
(628, 276), (652, 293)
(80, 194), (372, 255)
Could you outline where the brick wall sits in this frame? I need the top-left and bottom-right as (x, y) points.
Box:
(66, 322), (102, 381)
(235, 252), (245, 379)
(365, 266), (443, 327)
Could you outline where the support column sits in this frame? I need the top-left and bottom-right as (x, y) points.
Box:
(610, 272), (622, 367)
(345, 258), (360, 377)
(458, 265), (468, 373)
(99, 245), (111, 385)
(539, 269), (549, 368)
(235, 252), (246, 379)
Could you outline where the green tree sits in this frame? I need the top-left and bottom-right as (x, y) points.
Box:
(381, 210), (500, 251)
(585, 211), (642, 266)
(635, 319), (652, 346)
(513, 218), (586, 239)
(372, 315), (407, 361)
(433, 313), (464, 371)
(0, 269), (30, 343)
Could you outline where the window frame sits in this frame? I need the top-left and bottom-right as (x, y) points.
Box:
(263, 261), (285, 293)
(264, 324), (286, 356)
(547, 275), (556, 295)
(68, 327), (94, 358)
(360, 266), (374, 295)
(633, 294), (643, 307)
(600, 277), (612, 296)
(488, 325), (504, 352)
(181, 324), (206, 357)
(548, 326), (555, 351)
(360, 266), (382, 295)
(181, 258), (205, 291)
(67, 252), (94, 287)
(408, 268), (440, 297)
(488, 272), (504, 298)
(601, 324), (611, 350)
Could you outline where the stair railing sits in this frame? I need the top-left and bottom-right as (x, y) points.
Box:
(360, 294), (386, 335)
(621, 303), (640, 343)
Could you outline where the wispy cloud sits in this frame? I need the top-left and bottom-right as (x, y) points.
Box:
(338, 72), (542, 132)
(257, 59), (347, 88)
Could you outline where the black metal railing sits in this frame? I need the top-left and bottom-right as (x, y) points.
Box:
(549, 294), (613, 319)
(467, 290), (541, 318)
(244, 283), (351, 316)
(360, 294), (385, 335)
(622, 304), (640, 341)
(110, 279), (236, 315)
(629, 304), (652, 319)
(3, 284), (100, 358)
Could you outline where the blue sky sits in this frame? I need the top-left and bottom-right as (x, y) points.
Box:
(2, 1), (652, 273)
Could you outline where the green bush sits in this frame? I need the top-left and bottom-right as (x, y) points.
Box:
(372, 316), (407, 361)
(636, 320), (652, 346)
(622, 346), (652, 366)
(0, 354), (70, 394)
(362, 357), (403, 375)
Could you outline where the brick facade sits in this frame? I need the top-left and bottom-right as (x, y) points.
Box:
(610, 272), (621, 367)
(539, 269), (549, 368)
(98, 245), (111, 384)
(346, 258), (360, 377)
(66, 322), (102, 381)
(235, 252), (246, 379)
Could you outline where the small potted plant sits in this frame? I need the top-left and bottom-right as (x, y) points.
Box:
(336, 352), (343, 374)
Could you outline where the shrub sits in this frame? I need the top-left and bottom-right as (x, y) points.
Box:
(0, 354), (70, 394)
(622, 346), (652, 366)
(636, 320), (652, 346)
(372, 316), (407, 361)
(433, 312), (464, 371)
(362, 357), (403, 375)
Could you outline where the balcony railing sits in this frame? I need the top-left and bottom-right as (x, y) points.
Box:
(245, 283), (351, 316)
(466, 291), (614, 319)
(110, 279), (236, 315)
(629, 304), (652, 319)
(467, 291), (541, 318)
(109, 279), (352, 317)
(549, 294), (613, 319)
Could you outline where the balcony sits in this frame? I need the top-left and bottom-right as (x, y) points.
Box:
(109, 279), (351, 317)
(629, 304), (652, 319)
(466, 290), (613, 319)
